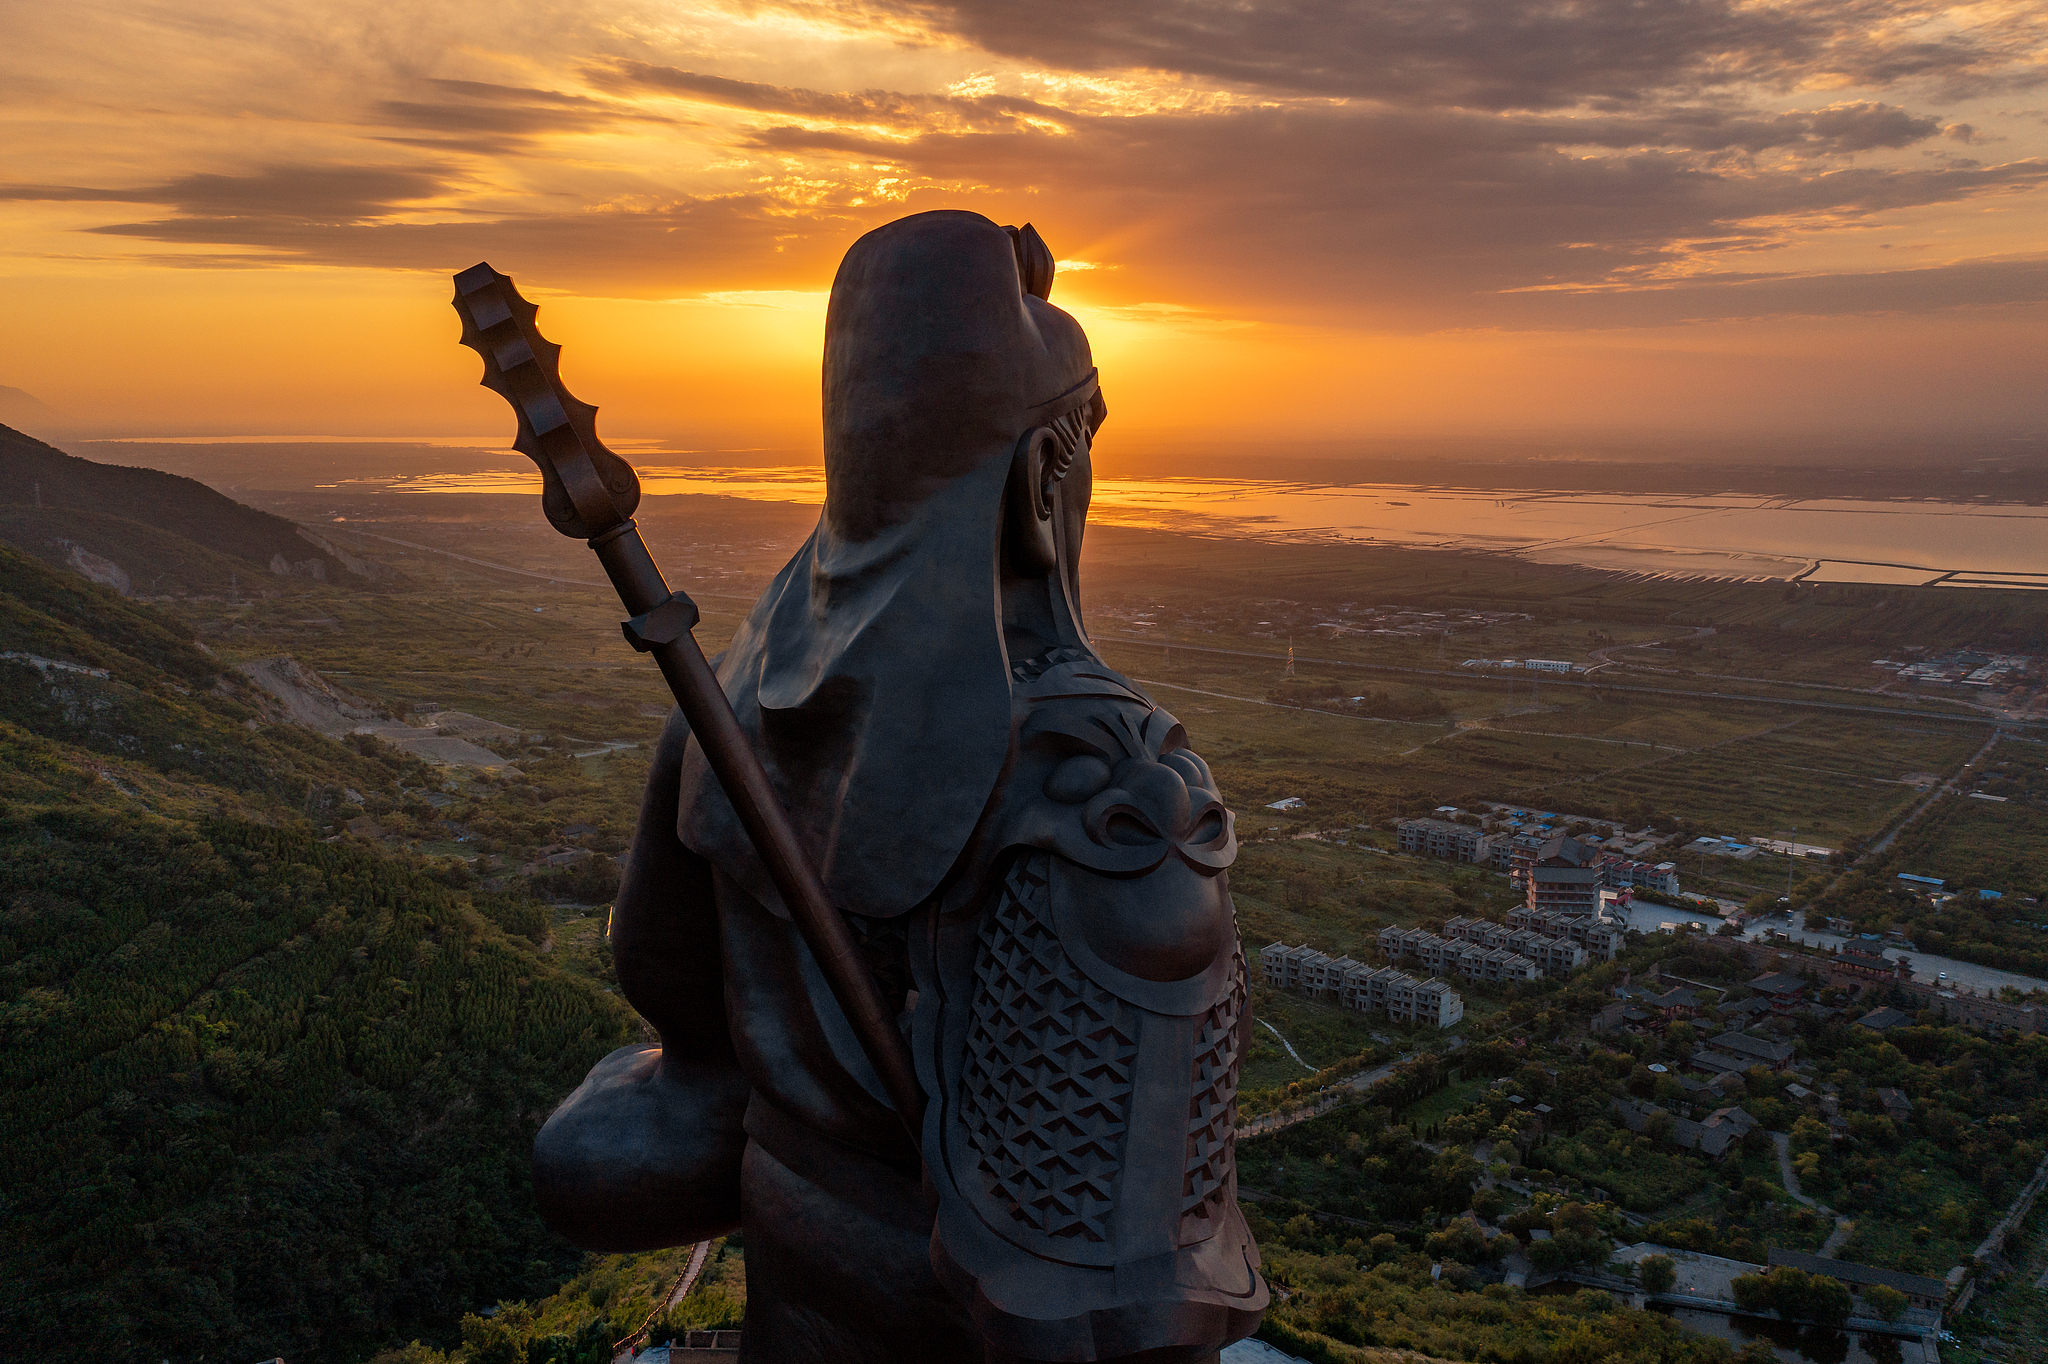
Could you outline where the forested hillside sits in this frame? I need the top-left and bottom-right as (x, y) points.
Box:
(0, 544), (638, 1363)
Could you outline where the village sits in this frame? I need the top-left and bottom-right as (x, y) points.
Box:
(1245, 807), (2048, 1364)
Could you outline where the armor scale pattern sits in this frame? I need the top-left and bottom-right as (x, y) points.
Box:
(1181, 950), (1244, 1232)
(961, 853), (1136, 1243)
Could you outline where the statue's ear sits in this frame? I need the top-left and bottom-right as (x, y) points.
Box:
(1008, 223), (1054, 301)
(1005, 426), (1061, 577)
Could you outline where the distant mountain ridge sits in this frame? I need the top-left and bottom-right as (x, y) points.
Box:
(0, 385), (64, 428)
(0, 423), (394, 595)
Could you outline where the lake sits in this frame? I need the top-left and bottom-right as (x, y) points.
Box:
(1619, 905), (2048, 994)
(367, 465), (2048, 586)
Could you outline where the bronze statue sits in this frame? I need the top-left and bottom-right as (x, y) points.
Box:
(456, 210), (1265, 1363)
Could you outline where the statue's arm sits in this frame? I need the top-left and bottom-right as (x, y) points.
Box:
(532, 707), (749, 1251)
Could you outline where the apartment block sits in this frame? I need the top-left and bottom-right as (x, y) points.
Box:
(1377, 924), (1541, 985)
(1261, 941), (1464, 1028)
(1509, 904), (1627, 961)
(1397, 817), (1497, 864)
(1436, 915), (1585, 976)
(1386, 974), (1465, 1028)
(1500, 831), (1548, 877)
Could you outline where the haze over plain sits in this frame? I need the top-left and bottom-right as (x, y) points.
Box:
(2, 0), (2045, 451)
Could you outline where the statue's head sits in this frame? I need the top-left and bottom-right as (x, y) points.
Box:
(680, 211), (1113, 919)
(820, 211), (1106, 645)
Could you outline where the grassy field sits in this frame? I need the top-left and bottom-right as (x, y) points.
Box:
(149, 484), (2048, 1004)
(1092, 634), (1987, 852)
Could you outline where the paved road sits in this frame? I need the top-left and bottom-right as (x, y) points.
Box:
(1236, 1052), (1414, 1140)
(1865, 727), (2007, 858)
(1584, 625), (1718, 676)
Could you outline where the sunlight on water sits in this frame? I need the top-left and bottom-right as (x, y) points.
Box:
(370, 466), (2048, 586)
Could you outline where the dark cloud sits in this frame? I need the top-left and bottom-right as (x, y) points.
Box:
(0, 165), (450, 222)
(585, 57), (1062, 131)
(10, 9), (2038, 336)
(76, 192), (859, 297)
(47, 92), (2043, 333)
(742, 103), (2048, 326)
(845, 0), (2047, 108)
(365, 79), (680, 155)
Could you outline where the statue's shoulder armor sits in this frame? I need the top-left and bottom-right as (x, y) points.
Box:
(984, 653), (1240, 1005)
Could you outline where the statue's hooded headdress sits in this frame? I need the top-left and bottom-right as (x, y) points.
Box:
(675, 210), (1105, 918)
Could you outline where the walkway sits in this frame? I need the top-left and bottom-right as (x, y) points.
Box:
(1237, 1053), (1414, 1140)
(1774, 1131), (1853, 1255)
(613, 1240), (712, 1359)
(1257, 1019), (1317, 1072)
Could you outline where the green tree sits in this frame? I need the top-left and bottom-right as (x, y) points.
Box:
(1425, 1218), (1494, 1265)
(1639, 1254), (1677, 1294)
(1863, 1284), (1909, 1323)
(1806, 1274), (1853, 1328)
(1730, 1272), (1773, 1314)
(459, 1307), (532, 1364)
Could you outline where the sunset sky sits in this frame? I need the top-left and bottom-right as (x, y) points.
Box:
(2, 0), (2044, 452)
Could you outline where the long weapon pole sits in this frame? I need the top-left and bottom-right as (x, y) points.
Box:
(450, 263), (924, 1140)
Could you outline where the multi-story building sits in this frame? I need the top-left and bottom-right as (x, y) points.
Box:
(1259, 942), (1327, 991)
(1599, 856), (1681, 896)
(1260, 941), (1464, 1028)
(1506, 902), (1626, 960)
(1575, 919), (1627, 960)
(1396, 817), (1497, 864)
(1528, 835), (1603, 917)
(1438, 916), (1584, 977)
(1514, 931), (1586, 977)
(1499, 831), (1548, 878)
(1386, 974), (1465, 1028)
(1378, 925), (1540, 985)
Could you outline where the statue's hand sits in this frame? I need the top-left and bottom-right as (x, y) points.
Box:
(533, 707), (747, 1250)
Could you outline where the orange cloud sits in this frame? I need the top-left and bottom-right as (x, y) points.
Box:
(0, 0), (2043, 441)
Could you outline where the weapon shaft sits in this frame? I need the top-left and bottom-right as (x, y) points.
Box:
(591, 522), (926, 1135)
(452, 263), (924, 1143)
